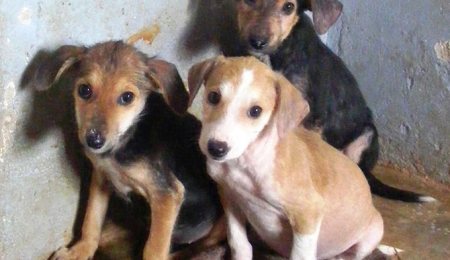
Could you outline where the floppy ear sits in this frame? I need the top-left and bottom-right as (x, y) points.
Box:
(306, 0), (343, 35)
(34, 45), (85, 91)
(187, 56), (222, 106)
(146, 59), (189, 114)
(273, 74), (310, 138)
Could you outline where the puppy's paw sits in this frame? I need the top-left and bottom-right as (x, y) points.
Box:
(230, 243), (252, 260)
(50, 241), (97, 260)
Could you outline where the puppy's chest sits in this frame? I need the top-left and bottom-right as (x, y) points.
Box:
(95, 157), (138, 195)
(217, 165), (291, 250)
(231, 180), (287, 233)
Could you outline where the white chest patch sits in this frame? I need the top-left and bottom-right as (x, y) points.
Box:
(209, 158), (292, 256)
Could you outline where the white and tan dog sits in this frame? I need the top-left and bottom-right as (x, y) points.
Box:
(188, 56), (383, 260)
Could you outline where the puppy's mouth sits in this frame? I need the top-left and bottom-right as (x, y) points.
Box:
(244, 37), (278, 56)
(248, 46), (273, 55)
(84, 141), (113, 155)
(208, 155), (227, 163)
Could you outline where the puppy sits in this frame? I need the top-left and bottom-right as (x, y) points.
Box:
(188, 56), (383, 259)
(231, 0), (432, 202)
(35, 41), (221, 260)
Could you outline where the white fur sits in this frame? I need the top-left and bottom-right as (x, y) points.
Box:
(377, 244), (403, 255)
(223, 191), (253, 260)
(201, 68), (299, 257)
(206, 125), (294, 257)
(291, 226), (321, 260)
(418, 196), (437, 202)
(200, 69), (272, 161)
(343, 130), (373, 164)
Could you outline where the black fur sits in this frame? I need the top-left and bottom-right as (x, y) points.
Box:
(114, 92), (221, 245)
(237, 11), (426, 202)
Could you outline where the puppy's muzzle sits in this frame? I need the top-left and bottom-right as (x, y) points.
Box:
(85, 128), (105, 150)
(207, 139), (229, 160)
(249, 34), (269, 51)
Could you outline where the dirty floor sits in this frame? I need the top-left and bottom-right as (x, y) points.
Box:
(93, 165), (450, 260)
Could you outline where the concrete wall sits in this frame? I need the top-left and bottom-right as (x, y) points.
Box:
(0, 0), (449, 259)
(327, 0), (450, 183)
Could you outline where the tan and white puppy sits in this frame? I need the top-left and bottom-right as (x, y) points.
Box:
(188, 56), (383, 260)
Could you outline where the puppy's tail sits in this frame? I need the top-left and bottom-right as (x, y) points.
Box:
(365, 172), (436, 203)
(359, 126), (436, 203)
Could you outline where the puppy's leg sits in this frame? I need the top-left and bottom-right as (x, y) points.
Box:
(338, 212), (383, 260)
(285, 199), (324, 260)
(342, 129), (374, 164)
(170, 216), (226, 260)
(143, 180), (184, 260)
(220, 189), (252, 260)
(52, 171), (110, 260)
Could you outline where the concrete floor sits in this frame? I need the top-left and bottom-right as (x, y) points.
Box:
(371, 166), (450, 259)
(91, 165), (450, 260)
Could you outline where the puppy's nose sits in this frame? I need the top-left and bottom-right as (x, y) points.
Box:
(85, 129), (105, 149)
(249, 35), (268, 50)
(207, 139), (229, 159)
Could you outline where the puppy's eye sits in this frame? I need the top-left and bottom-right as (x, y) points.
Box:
(248, 106), (262, 118)
(244, 0), (256, 6)
(118, 92), (135, 106)
(282, 2), (295, 15)
(78, 84), (92, 100)
(208, 91), (221, 105)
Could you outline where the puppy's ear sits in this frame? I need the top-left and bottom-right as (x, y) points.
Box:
(187, 56), (222, 106)
(146, 59), (189, 114)
(34, 45), (85, 91)
(306, 0), (343, 34)
(273, 74), (310, 138)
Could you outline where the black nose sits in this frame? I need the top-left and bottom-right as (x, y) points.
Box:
(207, 139), (229, 159)
(85, 129), (105, 149)
(249, 36), (268, 50)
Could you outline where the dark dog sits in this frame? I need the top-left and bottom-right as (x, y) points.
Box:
(35, 41), (221, 259)
(233, 0), (433, 202)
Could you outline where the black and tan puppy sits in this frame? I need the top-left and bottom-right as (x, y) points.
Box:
(35, 41), (221, 260)
(233, 0), (432, 202)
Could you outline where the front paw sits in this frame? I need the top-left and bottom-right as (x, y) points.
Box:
(50, 241), (97, 260)
(230, 243), (252, 260)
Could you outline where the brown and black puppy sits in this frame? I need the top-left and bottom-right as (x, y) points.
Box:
(188, 56), (383, 260)
(232, 0), (433, 202)
(35, 41), (221, 260)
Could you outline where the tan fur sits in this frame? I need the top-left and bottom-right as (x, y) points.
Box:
(188, 56), (383, 259)
(236, 0), (300, 53)
(235, 0), (343, 54)
(74, 71), (147, 152)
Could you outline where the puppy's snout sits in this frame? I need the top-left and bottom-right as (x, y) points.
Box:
(207, 139), (229, 159)
(85, 129), (105, 150)
(249, 34), (269, 50)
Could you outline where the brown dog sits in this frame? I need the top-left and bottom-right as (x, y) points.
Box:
(188, 56), (383, 259)
(34, 41), (222, 260)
